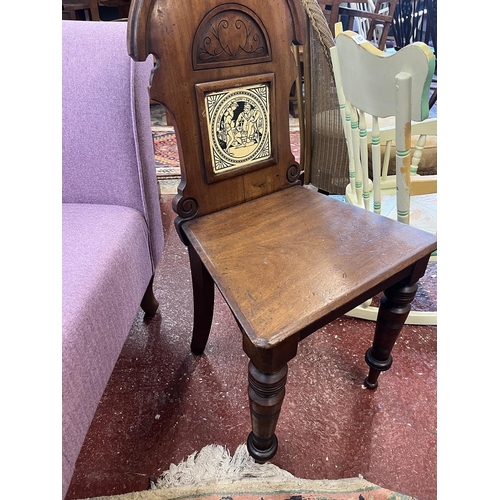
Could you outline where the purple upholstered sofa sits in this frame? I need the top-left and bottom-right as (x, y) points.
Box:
(62, 20), (164, 498)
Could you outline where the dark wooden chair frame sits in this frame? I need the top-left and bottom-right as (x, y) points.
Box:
(127, 0), (437, 463)
(325, 0), (398, 51)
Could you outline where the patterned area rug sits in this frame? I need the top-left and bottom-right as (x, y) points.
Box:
(77, 444), (415, 500)
(153, 130), (182, 180)
(153, 130), (301, 180)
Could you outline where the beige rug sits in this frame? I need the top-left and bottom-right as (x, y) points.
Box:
(77, 444), (415, 500)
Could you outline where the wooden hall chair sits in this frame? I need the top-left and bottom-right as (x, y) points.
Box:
(127, 0), (437, 462)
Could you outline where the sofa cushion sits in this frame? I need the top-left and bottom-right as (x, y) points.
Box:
(62, 202), (154, 491)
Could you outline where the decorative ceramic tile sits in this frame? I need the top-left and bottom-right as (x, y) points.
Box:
(204, 83), (271, 174)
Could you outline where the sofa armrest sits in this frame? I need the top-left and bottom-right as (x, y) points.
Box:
(63, 21), (154, 210)
(62, 20), (163, 267)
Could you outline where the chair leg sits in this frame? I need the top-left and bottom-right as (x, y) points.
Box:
(188, 244), (215, 355)
(141, 274), (159, 320)
(364, 279), (419, 389)
(247, 361), (288, 463)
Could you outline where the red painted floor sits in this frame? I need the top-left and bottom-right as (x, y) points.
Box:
(65, 194), (437, 500)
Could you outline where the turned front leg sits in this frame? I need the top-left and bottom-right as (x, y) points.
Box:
(364, 280), (419, 389)
(247, 361), (288, 463)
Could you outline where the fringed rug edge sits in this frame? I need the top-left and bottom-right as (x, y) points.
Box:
(76, 444), (415, 500)
(79, 476), (409, 500)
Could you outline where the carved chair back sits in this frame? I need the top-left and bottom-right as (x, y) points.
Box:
(128, 0), (306, 236)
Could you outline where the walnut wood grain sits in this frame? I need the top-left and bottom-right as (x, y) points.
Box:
(183, 186), (436, 357)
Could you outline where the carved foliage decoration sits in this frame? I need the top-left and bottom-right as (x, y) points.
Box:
(193, 5), (271, 69)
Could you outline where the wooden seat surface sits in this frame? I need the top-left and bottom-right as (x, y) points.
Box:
(183, 186), (436, 347)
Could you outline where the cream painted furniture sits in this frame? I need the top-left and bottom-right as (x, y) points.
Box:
(332, 23), (437, 225)
(333, 28), (437, 325)
(299, 0), (436, 197)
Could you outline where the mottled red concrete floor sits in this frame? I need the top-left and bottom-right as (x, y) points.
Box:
(66, 194), (437, 500)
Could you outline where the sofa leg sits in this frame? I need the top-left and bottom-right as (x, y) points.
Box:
(141, 275), (159, 320)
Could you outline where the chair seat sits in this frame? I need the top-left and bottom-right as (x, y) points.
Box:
(182, 185), (436, 347)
